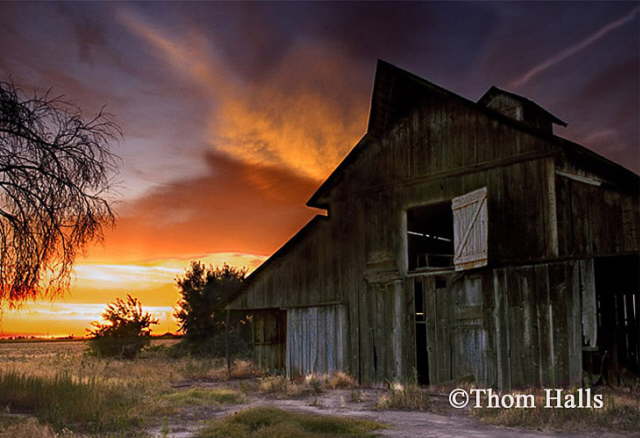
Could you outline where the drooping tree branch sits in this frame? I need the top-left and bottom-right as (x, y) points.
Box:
(0, 80), (121, 306)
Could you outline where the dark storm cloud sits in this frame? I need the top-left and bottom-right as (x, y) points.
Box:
(94, 151), (319, 262)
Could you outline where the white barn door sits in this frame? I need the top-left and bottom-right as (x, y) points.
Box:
(452, 187), (488, 271)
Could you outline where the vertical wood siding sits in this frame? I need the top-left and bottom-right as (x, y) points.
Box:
(286, 305), (347, 377)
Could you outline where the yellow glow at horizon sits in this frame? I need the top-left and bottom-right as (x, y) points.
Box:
(0, 252), (266, 337)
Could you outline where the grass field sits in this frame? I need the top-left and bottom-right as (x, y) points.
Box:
(0, 339), (241, 436)
(1, 339), (638, 437)
(0, 339), (385, 437)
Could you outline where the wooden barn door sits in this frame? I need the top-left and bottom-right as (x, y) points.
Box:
(286, 305), (347, 378)
(452, 187), (488, 271)
(422, 273), (486, 384)
(449, 275), (485, 382)
(423, 275), (453, 384)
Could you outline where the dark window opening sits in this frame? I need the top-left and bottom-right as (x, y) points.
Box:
(587, 255), (640, 384)
(414, 278), (429, 385)
(407, 202), (454, 271)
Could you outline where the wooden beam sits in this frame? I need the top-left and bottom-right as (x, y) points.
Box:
(556, 170), (602, 186)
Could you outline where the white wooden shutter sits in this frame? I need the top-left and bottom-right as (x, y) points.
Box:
(452, 187), (488, 271)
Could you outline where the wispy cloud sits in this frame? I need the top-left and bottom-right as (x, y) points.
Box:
(117, 8), (367, 181)
(510, 6), (640, 88)
(71, 253), (266, 290)
(4, 302), (173, 321)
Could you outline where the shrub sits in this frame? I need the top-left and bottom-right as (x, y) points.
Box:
(87, 294), (158, 359)
(160, 388), (245, 407)
(197, 406), (385, 438)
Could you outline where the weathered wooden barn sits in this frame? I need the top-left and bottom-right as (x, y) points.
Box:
(227, 60), (640, 389)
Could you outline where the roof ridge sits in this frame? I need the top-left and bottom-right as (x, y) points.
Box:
(306, 60), (638, 209)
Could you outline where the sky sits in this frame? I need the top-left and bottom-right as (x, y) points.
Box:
(0, 2), (638, 336)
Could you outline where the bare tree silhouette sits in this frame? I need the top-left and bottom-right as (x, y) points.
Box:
(0, 80), (120, 306)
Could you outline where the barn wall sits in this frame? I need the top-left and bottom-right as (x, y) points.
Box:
(409, 260), (586, 389)
(490, 260), (595, 389)
(329, 93), (555, 202)
(486, 261), (584, 389)
(330, 93), (560, 268)
(232, 217), (344, 309)
(555, 175), (640, 258)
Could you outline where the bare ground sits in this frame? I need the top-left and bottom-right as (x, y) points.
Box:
(147, 381), (634, 438)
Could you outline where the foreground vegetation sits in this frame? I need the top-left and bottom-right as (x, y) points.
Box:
(0, 339), (252, 436)
(197, 406), (385, 438)
(1, 339), (639, 436)
(0, 340), (383, 437)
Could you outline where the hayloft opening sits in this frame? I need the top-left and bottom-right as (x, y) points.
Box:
(407, 202), (454, 271)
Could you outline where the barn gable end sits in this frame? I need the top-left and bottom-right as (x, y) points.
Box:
(227, 60), (640, 388)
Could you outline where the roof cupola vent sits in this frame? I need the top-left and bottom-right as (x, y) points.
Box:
(477, 86), (567, 134)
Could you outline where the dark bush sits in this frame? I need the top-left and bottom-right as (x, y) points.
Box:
(174, 262), (252, 356)
(88, 294), (158, 359)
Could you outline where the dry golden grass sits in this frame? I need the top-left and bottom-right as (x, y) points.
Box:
(0, 417), (82, 437)
(257, 372), (358, 399)
(230, 360), (260, 379)
(376, 384), (429, 411)
(0, 339), (247, 435)
(0, 339), (254, 391)
(327, 371), (357, 389)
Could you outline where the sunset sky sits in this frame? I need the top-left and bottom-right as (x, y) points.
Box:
(0, 2), (638, 336)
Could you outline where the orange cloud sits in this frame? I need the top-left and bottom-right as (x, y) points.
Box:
(118, 8), (367, 181)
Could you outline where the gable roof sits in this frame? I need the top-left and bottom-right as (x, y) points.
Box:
(478, 86), (567, 127)
(307, 60), (638, 208)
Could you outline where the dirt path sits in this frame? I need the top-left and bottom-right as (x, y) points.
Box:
(148, 385), (631, 438)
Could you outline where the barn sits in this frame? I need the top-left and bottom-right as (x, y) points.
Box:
(227, 60), (640, 389)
